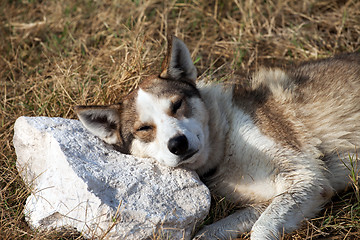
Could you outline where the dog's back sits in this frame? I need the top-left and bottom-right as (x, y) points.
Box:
(291, 54), (360, 152)
(232, 54), (360, 191)
(288, 54), (360, 191)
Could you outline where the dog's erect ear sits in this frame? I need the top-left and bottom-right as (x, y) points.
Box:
(75, 105), (122, 145)
(160, 35), (197, 82)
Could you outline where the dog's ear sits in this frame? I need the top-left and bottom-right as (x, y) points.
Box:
(160, 35), (197, 82)
(75, 105), (122, 145)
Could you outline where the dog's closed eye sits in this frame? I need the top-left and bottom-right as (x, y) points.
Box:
(136, 125), (153, 132)
(171, 99), (183, 114)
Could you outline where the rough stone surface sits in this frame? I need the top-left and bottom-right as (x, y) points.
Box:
(13, 116), (211, 239)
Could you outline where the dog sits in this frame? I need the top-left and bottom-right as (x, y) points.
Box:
(75, 36), (360, 240)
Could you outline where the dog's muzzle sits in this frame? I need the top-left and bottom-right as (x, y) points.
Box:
(168, 134), (198, 161)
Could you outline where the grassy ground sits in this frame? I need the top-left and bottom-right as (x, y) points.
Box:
(1, 0), (360, 239)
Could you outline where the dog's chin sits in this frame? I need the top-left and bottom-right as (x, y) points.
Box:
(158, 140), (206, 168)
(181, 149), (199, 161)
(156, 151), (206, 169)
(177, 150), (206, 169)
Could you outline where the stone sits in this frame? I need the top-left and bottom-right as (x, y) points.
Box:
(13, 116), (211, 240)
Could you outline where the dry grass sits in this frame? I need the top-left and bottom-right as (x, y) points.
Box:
(1, 0), (360, 239)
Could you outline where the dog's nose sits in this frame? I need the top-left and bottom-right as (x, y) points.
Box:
(168, 135), (188, 156)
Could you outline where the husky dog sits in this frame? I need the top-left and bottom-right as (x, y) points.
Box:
(75, 36), (360, 240)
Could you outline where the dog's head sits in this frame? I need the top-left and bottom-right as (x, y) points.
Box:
(75, 36), (210, 169)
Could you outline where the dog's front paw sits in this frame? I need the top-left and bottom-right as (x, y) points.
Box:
(250, 222), (280, 240)
(193, 225), (216, 240)
(193, 224), (234, 240)
(193, 226), (223, 240)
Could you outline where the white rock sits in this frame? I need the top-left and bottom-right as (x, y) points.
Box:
(13, 116), (210, 239)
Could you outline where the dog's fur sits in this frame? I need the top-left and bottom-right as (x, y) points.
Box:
(75, 36), (360, 240)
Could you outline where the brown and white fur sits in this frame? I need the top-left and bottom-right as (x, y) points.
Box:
(75, 36), (360, 240)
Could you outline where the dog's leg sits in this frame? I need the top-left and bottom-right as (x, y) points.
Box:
(250, 168), (333, 240)
(250, 195), (308, 239)
(193, 204), (266, 240)
(195, 158), (333, 240)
